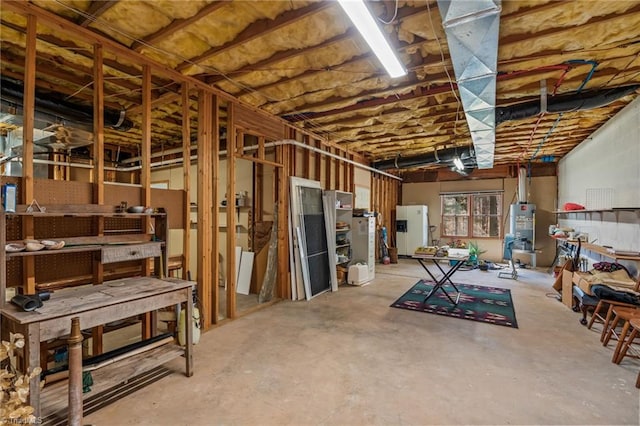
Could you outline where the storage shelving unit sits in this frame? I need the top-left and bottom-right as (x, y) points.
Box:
(323, 190), (353, 289)
(1, 204), (168, 298)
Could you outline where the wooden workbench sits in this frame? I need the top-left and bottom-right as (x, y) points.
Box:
(0, 276), (194, 418)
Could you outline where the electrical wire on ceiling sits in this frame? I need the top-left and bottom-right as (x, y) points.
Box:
(378, 0), (399, 25)
(518, 64), (573, 162)
(525, 59), (599, 178)
(48, 0), (350, 143)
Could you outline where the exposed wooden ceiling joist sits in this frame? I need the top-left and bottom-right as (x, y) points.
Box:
(132, 1), (232, 52)
(175, 1), (334, 72)
(78, 0), (118, 28)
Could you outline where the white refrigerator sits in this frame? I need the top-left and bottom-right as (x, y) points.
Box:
(396, 205), (429, 256)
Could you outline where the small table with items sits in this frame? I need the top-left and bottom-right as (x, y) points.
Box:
(412, 254), (470, 305)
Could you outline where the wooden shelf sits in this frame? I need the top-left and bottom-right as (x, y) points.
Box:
(555, 238), (640, 261)
(5, 240), (164, 259)
(6, 245), (102, 258)
(40, 343), (183, 420)
(553, 208), (640, 214)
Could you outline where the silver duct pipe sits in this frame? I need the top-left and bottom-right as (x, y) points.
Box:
(517, 166), (527, 203)
(438, 0), (501, 169)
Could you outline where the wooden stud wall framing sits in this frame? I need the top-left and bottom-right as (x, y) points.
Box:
(197, 90), (214, 328)
(2, 1), (395, 331)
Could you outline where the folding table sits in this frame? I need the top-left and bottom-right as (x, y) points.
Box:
(412, 254), (470, 305)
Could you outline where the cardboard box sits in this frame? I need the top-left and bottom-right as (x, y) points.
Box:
(562, 270), (574, 309)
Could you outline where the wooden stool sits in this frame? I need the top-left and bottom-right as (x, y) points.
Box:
(614, 317), (640, 364)
(603, 307), (640, 363)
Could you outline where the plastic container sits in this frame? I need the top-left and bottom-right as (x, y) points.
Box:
(178, 307), (201, 346)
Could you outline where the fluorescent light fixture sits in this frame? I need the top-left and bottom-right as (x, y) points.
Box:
(337, 0), (407, 78)
(453, 156), (464, 170)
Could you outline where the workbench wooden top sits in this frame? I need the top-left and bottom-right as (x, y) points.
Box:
(1, 277), (193, 324)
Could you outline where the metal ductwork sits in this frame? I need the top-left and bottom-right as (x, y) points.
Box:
(438, 0), (501, 170)
(0, 77), (133, 131)
(373, 145), (475, 171)
(496, 85), (640, 124)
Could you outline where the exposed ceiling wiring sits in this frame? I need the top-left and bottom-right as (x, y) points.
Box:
(526, 60), (599, 176)
(48, 0), (348, 143)
(378, 0), (399, 25)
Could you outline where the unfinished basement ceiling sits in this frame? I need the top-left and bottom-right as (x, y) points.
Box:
(1, 0), (639, 172)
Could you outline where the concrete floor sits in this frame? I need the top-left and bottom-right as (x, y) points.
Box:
(85, 259), (639, 425)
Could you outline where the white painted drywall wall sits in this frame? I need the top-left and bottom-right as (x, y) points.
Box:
(557, 96), (640, 266)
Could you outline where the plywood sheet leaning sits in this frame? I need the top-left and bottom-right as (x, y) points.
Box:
(259, 209), (278, 304)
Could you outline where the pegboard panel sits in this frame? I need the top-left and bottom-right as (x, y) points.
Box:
(6, 257), (23, 288)
(34, 179), (93, 204)
(35, 252), (93, 283)
(34, 217), (95, 239)
(105, 217), (143, 234)
(5, 215), (23, 241)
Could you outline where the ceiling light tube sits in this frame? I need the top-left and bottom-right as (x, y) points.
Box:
(337, 0), (407, 78)
(453, 156), (464, 170)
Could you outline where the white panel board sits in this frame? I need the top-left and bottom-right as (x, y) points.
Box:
(236, 251), (254, 295)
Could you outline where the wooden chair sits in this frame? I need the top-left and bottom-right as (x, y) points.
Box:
(588, 299), (638, 340)
(602, 306), (640, 362)
(614, 317), (640, 364)
(586, 276), (640, 332)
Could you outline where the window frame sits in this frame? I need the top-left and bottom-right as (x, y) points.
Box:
(440, 191), (503, 239)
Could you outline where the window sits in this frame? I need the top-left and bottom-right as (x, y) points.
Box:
(441, 192), (502, 238)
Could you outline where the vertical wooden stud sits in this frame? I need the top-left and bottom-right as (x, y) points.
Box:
(324, 145), (331, 189)
(140, 65), (153, 338)
(210, 95), (219, 326)
(226, 104), (237, 318)
(277, 143), (290, 299)
(182, 83), (191, 281)
(22, 14), (37, 295)
(197, 90), (213, 328)
(0, 206), (6, 308)
(302, 135), (310, 179)
(92, 43), (105, 354)
(314, 139), (322, 182)
(334, 150), (341, 191)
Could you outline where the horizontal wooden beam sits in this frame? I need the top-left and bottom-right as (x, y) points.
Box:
(176, 2), (333, 71)
(132, 1), (231, 52)
(78, 0), (118, 27)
